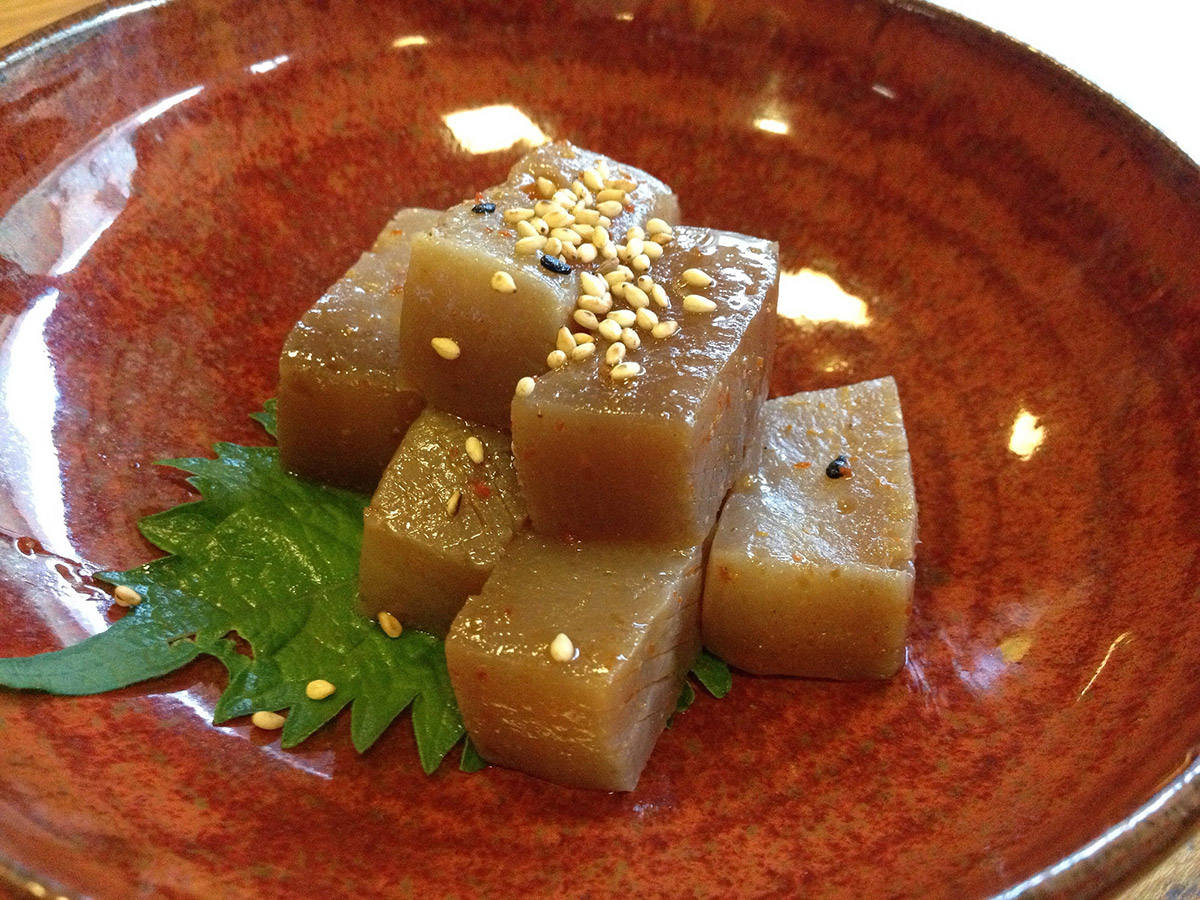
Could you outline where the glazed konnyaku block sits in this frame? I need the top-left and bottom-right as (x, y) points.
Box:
(277, 208), (437, 492)
(702, 377), (918, 680)
(511, 226), (778, 544)
(398, 141), (680, 429)
(358, 409), (527, 637)
(445, 532), (703, 791)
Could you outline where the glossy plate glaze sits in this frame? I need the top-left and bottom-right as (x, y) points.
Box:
(1, 1), (1198, 898)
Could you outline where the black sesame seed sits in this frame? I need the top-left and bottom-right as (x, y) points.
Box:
(540, 254), (572, 275)
(825, 455), (850, 479)
(471, 201), (496, 214)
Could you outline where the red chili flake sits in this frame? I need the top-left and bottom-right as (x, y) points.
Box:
(390, 228), (405, 235)
(475, 191), (484, 202)
(499, 228), (514, 238)
(793, 461), (812, 469)
(472, 480), (492, 499)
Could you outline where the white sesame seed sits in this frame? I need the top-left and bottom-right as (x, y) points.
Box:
(431, 337), (460, 360)
(603, 269), (630, 286)
(605, 342), (626, 366)
(596, 199), (624, 218)
(645, 217), (672, 235)
(549, 632), (575, 662)
(543, 237), (563, 258)
(573, 308), (600, 331)
(575, 208), (601, 225)
(597, 159), (611, 180)
(683, 267), (713, 287)
(571, 179), (588, 198)
(598, 318), (623, 342)
(582, 168), (604, 193)
(630, 253), (651, 274)
(490, 270), (517, 293)
(649, 231), (673, 245)
(651, 283), (670, 308)
(505, 207), (536, 223)
(306, 679), (336, 700)
(561, 242), (578, 262)
(636, 275), (654, 292)
(624, 284), (650, 309)
(544, 210), (575, 229)
(625, 238), (645, 258)
(599, 242), (617, 260)
(377, 611), (403, 638)
(515, 235), (547, 255)
(530, 217), (550, 236)
(592, 225), (610, 249)
(683, 294), (717, 313)
(598, 215), (613, 228)
(465, 436), (485, 465)
(534, 199), (562, 218)
(553, 189), (578, 208)
(556, 326), (576, 353)
(621, 327), (641, 350)
(616, 243), (631, 264)
(516, 219), (538, 238)
(635, 307), (659, 330)
(515, 376), (536, 398)
(551, 226), (582, 246)
(577, 243), (598, 263)
(573, 332), (595, 344)
(570, 342), (595, 361)
(446, 489), (462, 516)
(579, 271), (607, 297)
(607, 308), (636, 328)
(252, 710), (286, 730)
(643, 240), (663, 261)
(535, 176), (556, 198)
(610, 281), (626, 299)
(610, 361), (642, 382)
(573, 223), (595, 239)
(577, 294), (611, 315)
(596, 188), (626, 204)
(547, 349), (568, 369)
(651, 319), (680, 339)
(607, 177), (637, 192)
(113, 585), (142, 607)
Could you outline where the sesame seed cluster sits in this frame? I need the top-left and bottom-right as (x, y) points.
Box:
(483, 159), (718, 394)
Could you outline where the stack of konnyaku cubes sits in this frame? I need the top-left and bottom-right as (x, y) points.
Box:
(276, 142), (918, 790)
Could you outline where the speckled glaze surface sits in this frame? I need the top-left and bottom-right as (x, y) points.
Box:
(1, 1), (1198, 898)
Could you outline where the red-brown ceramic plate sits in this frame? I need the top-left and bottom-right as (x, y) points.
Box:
(1, 1), (1198, 898)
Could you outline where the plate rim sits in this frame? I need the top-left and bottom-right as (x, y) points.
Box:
(0, 1), (1197, 898)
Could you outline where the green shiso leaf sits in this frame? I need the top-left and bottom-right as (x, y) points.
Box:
(0, 404), (462, 772)
(0, 401), (727, 774)
(690, 649), (733, 699)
